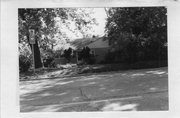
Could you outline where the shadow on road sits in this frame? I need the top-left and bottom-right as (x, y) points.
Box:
(20, 67), (168, 112)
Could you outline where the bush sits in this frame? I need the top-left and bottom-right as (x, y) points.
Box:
(19, 55), (31, 72)
(78, 60), (167, 74)
(63, 48), (72, 62)
(86, 57), (96, 65)
(131, 60), (168, 69)
(43, 55), (55, 68)
(54, 49), (64, 58)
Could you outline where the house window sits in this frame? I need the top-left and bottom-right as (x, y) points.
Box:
(91, 50), (95, 56)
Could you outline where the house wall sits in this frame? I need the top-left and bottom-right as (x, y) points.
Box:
(54, 58), (67, 65)
(91, 48), (109, 63)
(86, 38), (110, 63)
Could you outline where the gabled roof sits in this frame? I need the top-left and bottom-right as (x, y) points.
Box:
(70, 37), (105, 49)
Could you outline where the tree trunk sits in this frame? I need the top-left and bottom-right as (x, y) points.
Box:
(27, 34), (42, 69)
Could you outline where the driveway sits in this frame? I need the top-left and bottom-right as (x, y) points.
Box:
(20, 67), (168, 112)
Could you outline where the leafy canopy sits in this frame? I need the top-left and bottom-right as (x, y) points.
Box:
(105, 7), (167, 63)
(18, 8), (98, 52)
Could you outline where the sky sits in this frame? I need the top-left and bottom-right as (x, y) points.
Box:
(91, 8), (107, 37)
(68, 8), (107, 39)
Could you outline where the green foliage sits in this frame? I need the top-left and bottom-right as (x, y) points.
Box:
(105, 7), (167, 63)
(78, 47), (96, 65)
(78, 47), (89, 63)
(18, 8), (97, 51)
(54, 49), (64, 58)
(40, 48), (56, 68)
(19, 55), (31, 72)
(79, 61), (167, 74)
(43, 55), (55, 68)
(106, 7), (167, 37)
(63, 48), (73, 62)
(18, 8), (98, 68)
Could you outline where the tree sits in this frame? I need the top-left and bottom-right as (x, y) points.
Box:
(63, 48), (72, 62)
(78, 47), (91, 64)
(18, 8), (97, 69)
(105, 7), (167, 63)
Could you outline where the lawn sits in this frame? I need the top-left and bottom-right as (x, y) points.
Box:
(20, 61), (167, 81)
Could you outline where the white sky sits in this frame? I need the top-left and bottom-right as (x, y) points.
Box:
(91, 8), (107, 37)
(68, 8), (107, 39)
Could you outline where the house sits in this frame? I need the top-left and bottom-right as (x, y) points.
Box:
(71, 36), (110, 64)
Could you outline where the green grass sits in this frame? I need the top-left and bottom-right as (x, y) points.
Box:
(78, 60), (168, 74)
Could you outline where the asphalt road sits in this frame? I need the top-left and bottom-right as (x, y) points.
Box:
(20, 67), (168, 112)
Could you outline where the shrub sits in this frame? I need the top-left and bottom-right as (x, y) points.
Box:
(87, 57), (96, 65)
(63, 48), (73, 62)
(131, 60), (168, 69)
(78, 60), (167, 74)
(19, 55), (31, 72)
(43, 55), (55, 68)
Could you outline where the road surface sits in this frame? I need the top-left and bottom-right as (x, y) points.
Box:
(20, 67), (168, 112)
